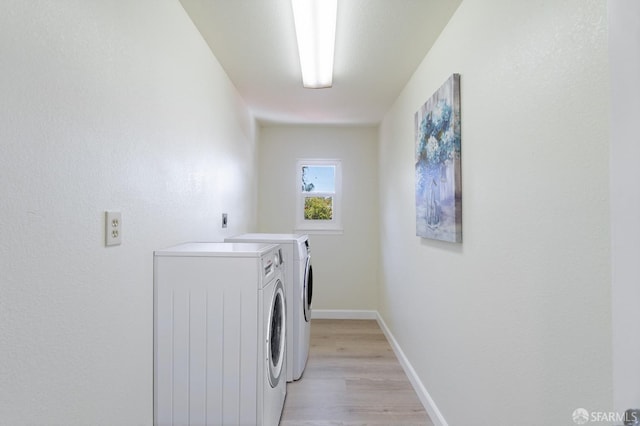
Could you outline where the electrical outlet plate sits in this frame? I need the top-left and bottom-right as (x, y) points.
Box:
(105, 211), (122, 246)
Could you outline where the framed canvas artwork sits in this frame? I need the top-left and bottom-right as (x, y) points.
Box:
(415, 73), (462, 243)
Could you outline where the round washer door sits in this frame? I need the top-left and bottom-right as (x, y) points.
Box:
(267, 279), (286, 388)
(303, 256), (313, 322)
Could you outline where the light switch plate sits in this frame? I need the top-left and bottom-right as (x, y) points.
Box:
(105, 211), (122, 246)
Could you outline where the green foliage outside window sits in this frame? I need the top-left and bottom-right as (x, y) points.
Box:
(304, 196), (333, 220)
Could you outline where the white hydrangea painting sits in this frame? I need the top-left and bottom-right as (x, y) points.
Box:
(415, 74), (462, 243)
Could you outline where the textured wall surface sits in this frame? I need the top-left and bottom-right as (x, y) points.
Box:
(378, 1), (612, 424)
(257, 125), (379, 311)
(0, 1), (258, 424)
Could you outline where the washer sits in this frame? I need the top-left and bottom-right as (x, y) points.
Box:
(154, 242), (286, 426)
(226, 234), (312, 381)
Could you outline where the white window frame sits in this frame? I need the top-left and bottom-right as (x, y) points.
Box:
(295, 159), (343, 233)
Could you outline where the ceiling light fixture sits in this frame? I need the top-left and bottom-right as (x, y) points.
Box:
(291, 0), (337, 89)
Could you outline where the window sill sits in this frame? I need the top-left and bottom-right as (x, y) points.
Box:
(294, 228), (344, 235)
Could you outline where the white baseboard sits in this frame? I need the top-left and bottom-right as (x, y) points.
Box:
(375, 312), (449, 426)
(311, 309), (378, 320)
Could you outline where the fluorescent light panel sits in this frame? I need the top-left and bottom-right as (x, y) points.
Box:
(291, 0), (337, 88)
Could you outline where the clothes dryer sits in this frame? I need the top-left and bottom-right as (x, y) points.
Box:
(226, 234), (312, 381)
(154, 242), (286, 426)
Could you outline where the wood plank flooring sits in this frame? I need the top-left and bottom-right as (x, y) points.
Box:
(280, 319), (433, 426)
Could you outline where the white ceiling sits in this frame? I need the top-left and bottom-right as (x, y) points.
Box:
(179, 0), (461, 126)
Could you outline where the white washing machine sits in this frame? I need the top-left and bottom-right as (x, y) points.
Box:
(153, 242), (286, 426)
(226, 234), (312, 381)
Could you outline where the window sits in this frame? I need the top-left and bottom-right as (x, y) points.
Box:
(296, 159), (342, 232)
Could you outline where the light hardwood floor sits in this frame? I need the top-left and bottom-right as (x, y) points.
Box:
(280, 319), (433, 426)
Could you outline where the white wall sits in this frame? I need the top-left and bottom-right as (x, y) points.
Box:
(0, 1), (258, 424)
(609, 0), (640, 413)
(258, 125), (379, 311)
(378, 1), (612, 424)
